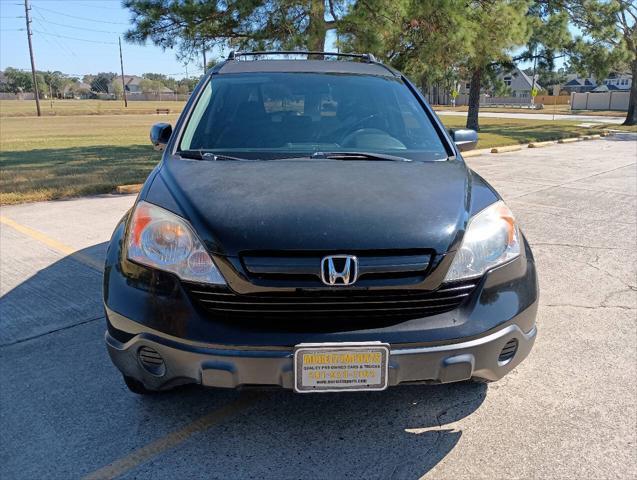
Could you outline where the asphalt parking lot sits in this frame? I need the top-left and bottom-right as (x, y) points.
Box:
(1, 135), (636, 479)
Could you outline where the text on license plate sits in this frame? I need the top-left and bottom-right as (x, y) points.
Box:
(293, 343), (389, 393)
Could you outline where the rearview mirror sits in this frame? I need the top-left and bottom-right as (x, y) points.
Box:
(150, 123), (172, 151)
(449, 128), (478, 152)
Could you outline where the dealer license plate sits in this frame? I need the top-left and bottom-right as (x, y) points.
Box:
(293, 342), (390, 393)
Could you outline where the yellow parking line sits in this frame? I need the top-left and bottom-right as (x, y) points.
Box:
(0, 215), (103, 272)
(83, 393), (261, 480)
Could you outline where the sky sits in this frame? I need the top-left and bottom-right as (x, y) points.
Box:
(0, 0), (211, 79)
(0, 0), (551, 80)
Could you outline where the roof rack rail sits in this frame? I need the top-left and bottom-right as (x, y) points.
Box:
(227, 51), (378, 63)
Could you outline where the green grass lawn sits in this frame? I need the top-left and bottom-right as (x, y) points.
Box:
(0, 99), (186, 117)
(439, 115), (623, 148)
(432, 104), (628, 117)
(0, 114), (178, 204)
(0, 112), (628, 205)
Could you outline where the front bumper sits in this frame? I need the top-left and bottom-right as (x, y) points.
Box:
(104, 217), (539, 391)
(106, 309), (536, 391)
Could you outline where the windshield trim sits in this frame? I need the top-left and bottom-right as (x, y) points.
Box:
(171, 70), (456, 160)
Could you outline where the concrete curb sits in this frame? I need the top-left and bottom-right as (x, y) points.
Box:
(491, 145), (522, 154)
(528, 140), (556, 148)
(114, 184), (143, 195)
(461, 148), (493, 157)
(466, 131), (613, 157)
(557, 137), (581, 144)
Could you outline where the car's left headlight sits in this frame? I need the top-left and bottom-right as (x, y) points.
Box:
(126, 201), (226, 284)
(444, 201), (520, 282)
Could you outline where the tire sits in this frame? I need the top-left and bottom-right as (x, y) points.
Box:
(123, 375), (157, 395)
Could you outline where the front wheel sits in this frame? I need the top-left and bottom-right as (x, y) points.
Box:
(123, 375), (158, 395)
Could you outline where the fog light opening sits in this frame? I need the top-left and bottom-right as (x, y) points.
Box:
(498, 338), (518, 365)
(137, 346), (166, 376)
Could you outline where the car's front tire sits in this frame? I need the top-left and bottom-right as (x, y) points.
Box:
(123, 375), (157, 395)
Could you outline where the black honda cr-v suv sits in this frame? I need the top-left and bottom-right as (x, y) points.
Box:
(103, 52), (538, 394)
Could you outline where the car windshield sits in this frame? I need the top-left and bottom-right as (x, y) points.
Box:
(179, 72), (449, 161)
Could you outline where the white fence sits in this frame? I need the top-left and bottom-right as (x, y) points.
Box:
(570, 91), (630, 111)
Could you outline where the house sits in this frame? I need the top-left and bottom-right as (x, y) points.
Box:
(593, 72), (632, 92)
(107, 75), (144, 94)
(459, 66), (542, 98)
(62, 82), (92, 99)
(562, 72), (632, 94)
(109, 75), (174, 95)
(122, 75), (143, 94)
(562, 74), (597, 93)
(498, 68), (542, 97)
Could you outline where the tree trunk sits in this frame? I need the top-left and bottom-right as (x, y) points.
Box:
(623, 57), (637, 126)
(307, 0), (326, 52)
(466, 67), (482, 131)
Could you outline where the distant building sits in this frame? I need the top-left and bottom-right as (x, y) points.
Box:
(122, 75), (143, 94)
(109, 75), (174, 95)
(459, 66), (542, 98)
(62, 82), (92, 99)
(562, 72), (632, 94)
(562, 74), (597, 93)
(593, 72), (632, 92)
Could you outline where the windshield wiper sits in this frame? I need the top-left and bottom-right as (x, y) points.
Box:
(176, 150), (247, 161)
(310, 151), (412, 162)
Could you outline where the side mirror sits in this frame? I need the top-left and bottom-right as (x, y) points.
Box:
(150, 123), (172, 151)
(449, 128), (478, 152)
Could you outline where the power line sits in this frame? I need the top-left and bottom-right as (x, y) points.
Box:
(31, 8), (79, 58)
(34, 18), (123, 34)
(32, 29), (118, 45)
(31, 5), (128, 25)
(73, 2), (123, 10)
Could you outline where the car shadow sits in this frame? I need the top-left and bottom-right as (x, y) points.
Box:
(150, 381), (487, 479)
(1, 242), (487, 479)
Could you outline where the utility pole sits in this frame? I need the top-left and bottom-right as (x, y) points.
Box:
(23, 0), (41, 116)
(119, 37), (128, 108)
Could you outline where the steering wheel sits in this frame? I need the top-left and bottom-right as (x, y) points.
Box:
(338, 113), (382, 140)
(341, 128), (406, 149)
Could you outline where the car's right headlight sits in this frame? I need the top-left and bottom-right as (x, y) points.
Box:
(444, 201), (520, 282)
(126, 201), (226, 285)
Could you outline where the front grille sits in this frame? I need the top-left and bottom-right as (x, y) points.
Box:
(185, 280), (476, 329)
(240, 251), (432, 287)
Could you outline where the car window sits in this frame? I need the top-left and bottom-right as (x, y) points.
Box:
(179, 72), (448, 161)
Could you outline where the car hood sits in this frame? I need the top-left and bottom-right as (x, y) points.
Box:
(147, 158), (472, 256)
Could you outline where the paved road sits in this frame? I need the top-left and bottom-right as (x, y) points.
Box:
(436, 110), (626, 124)
(1, 135), (636, 479)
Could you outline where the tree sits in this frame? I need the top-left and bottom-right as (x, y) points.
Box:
(143, 72), (177, 91)
(41, 71), (75, 98)
(3, 67), (33, 94)
(111, 78), (124, 99)
(139, 78), (164, 94)
(340, 0), (472, 96)
(463, 1), (532, 131)
(91, 72), (117, 93)
(566, 0), (636, 125)
(123, 0), (348, 62)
